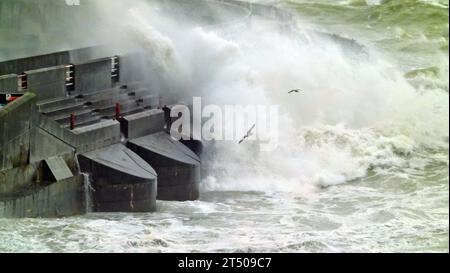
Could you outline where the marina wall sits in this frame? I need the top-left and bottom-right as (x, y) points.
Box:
(0, 0), (300, 218)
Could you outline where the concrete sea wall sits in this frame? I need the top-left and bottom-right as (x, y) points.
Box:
(0, 0), (302, 218)
(0, 93), (38, 170)
(0, 175), (86, 218)
(78, 144), (158, 212)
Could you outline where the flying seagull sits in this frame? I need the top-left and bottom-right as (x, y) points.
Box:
(288, 89), (302, 94)
(238, 124), (256, 144)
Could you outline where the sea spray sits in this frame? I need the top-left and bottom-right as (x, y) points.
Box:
(125, 8), (178, 72)
(0, 0), (447, 253)
(117, 2), (449, 195)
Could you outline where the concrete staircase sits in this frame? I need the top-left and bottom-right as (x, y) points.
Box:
(1, 49), (201, 217)
(37, 85), (159, 129)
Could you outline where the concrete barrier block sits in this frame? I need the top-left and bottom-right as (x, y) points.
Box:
(122, 109), (165, 139)
(26, 65), (66, 86)
(25, 65), (67, 100)
(157, 182), (200, 201)
(78, 144), (157, 212)
(78, 143), (157, 185)
(74, 57), (112, 93)
(0, 51), (70, 75)
(71, 119), (121, 153)
(0, 46), (113, 76)
(128, 132), (201, 201)
(94, 182), (156, 203)
(28, 82), (67, 100)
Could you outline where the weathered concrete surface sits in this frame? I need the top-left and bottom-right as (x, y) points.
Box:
(0, 92), (37, 171)
(29, 127), (75, 163)
(117, 53), (144, 84)
(44, 156), (73, 181)
(121, 109), (165, 139)
(0, 46), (113, 75)
(71, 120), (121, 153)
(0, 162), (41, 200)
(0, 51), (70, 75)
(37, 97), (76, 112)
(0, 0), (314, 218)
(128, 132), (200, 201)
(0, 175), (86, 218)
(38, 115), (82, 149)
(78, 144), (157, 212)
(26, 65), (67, 100)
(0, 74), (18, 93)
(0, 152), (78, 200)
(74, 57), (112, 93)
(38, 114), (121, 154)
(0, 93), (77, 171)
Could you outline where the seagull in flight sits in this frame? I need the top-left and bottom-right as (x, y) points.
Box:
(288, 89), (302, 94)
(238, 124), (256, 144)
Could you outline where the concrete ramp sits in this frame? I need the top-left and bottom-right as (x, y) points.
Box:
(128, 132), (200, 201)
(78, 144), (157, 212)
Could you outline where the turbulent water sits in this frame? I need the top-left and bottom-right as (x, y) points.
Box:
(0, 0), (448, 253)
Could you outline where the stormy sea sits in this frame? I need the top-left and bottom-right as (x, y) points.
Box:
(0, 0), (448, 253)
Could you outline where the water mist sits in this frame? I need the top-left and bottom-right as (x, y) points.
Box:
(88, 0), (448, 196)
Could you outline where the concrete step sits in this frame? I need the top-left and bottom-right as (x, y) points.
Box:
(37, 96), (76, 112)
(63, 114), (103, 129)
(53, 109), (94, 124)
(41, 102), (85, 117)
(139, 95), (159, 108)
(96, 102), (145, 118)
(80, 87), (125, 101)
(128, 88), (151, 98)
(92, 94), (147, 112)
(87, 93), (132, 108)
(122, 82), (145, 91)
